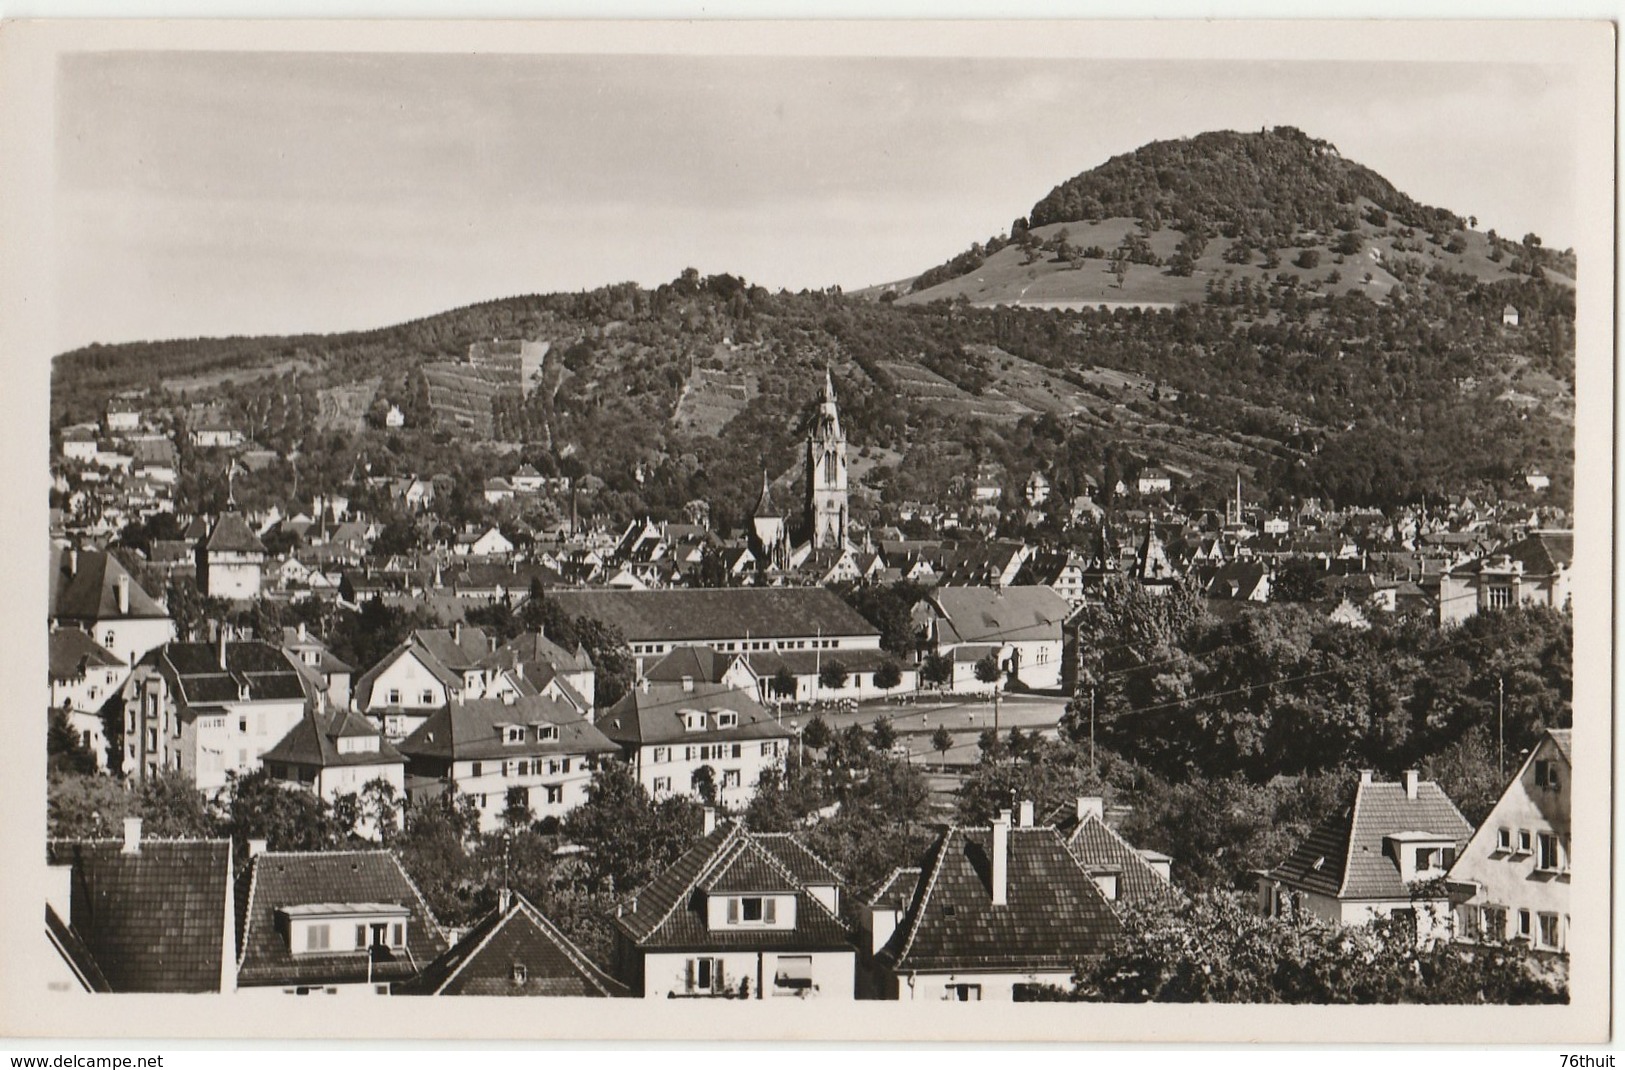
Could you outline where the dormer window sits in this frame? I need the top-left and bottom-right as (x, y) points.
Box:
(336, 735), (379, 755)
(277, 903), (409, 956)
(499, 724), (525, 745)
(679, 709), (706, 732)
(715, 710), (739, 729)
(532, 723), (559, 743)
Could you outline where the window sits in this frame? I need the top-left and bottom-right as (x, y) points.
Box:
(1537, 832), (1560, 871)
(731, 744), (742, 759)
(516, 761), (529, 777)
(470, 761), (482, 778)
(1013, 983), (1050, 1002)
(1535, 759), (1562, 790)
(772, 956), (813, 994)
(305, 924), (330, 952)
(653, 777), (671, 794)
(1515, 830), (1533, 856)
(1537, 913), (1561, 950)
(1516, 909), (1532, 940)
(354, 924), (367, 948)
(503, 726), (524, 744)
(238, 716), (248, 734)
(727, 896), (777, 925)
(687, 957), (721, 994)
(716, 711), (738, 729)
(722, 769), (741, 789)
(103, 630), (115, 647)
(392, 923), (404, 947)
(653, 746), (669, 763)
(1496, 827), (1513, 853)
(545, 785), (563, 805)
(1486, 585), (1513, 610)
(535, 724), (559, 742)
(761, 742), (777, 757)
(946, 984), (982, 1002)
(420, 689), (434, 705)
(386, 689), (400, 705)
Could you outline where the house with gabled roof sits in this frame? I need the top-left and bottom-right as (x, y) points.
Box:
(1059, 797), (1178, 908)
(120, 636), (310, 790)
(46, 819), (236, 992)
(610, 816), (854, 999)
(280, 623), (354, 710)
(261, 706), (406, 838)
(234, 846), (450, 996)
(1445, 729), (1571, 953)
(50, 547), (175, 671)
(353, 623), (521, 742)
(399, 890), (628, 997)
(196, 510), (268, 600)
(868, 808), (1121, 1000)
(49, 627), (127, 769)
(1256, 769), (1473, 942)
(481, 629), (597, 711)
(397, 693), (619, 832)
(913, 585), (1071, 693)
(1438, 530), (1573, 625)
(596, 680), (793, 808)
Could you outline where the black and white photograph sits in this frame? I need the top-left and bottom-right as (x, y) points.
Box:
(0, 16), (1612, 1046)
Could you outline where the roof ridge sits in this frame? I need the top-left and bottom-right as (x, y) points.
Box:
(887, 824), (956, 967)
(512, 892), (623, 997)
(643, 824), (745, 938)
(237, 852), (263, 972)
(430, 901), (514, 995)
(1335, 781), (1366, 899)
(864, 864), (917, 908)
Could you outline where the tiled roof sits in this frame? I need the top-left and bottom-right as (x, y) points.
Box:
(615, 823), (850, 951)
(753, 833), (845, 888)
(927, 586), (1070, 646)
(353, 638), (460, 709)
(878, 825), (1121, 973)
(412, 626), (494, 670)
(235, 850), (449, 988)
(482, 630), (594, 677)
(401, 892), (627, 996)
(49, 548), (170, 623)
(644, 646), (743, 685)
(1269, 776), (1473, 900)
(48, 628), (125, 679)
(397, 695), (619, 762)
(205, 511), (268, 555)
(261, 707), (405, 769)
(744, 647), (898, 678)
(1547, 728), (1572, 766)
(866, 867), (922, 909)
(549, 588), (880, 644)
(1064, 814), (1179, 907)
(597, 682), (793, 747)
(46, 839), (233, 992)
(152, 641), (309, 707)
(47, 904), (112, 992)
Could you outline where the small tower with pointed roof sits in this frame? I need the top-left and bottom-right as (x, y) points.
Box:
(750, 470), (788, 571)
(805, 370), (849, 551)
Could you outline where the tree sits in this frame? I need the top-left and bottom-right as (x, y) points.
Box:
(1112, 255), (1130, 289)
(921, 652), (953, 689)
(873, 658), (903, 697)
(562, 763), (701, 894)
(501, 785), (536, 832)
(137, 770), (222, 839)
(871, 716), (897, 753)
(771, 666), (798, 700)
(817, 659), (849, 693)
(690, 765), (718, 807)
(973, 653), (1003, 689)
(1294, 250), (1321, 270)
(396, 792), (482, 927)
(48, 771), (133, 839)
(224, 769), (338, 855)
(48, 708), (99, 777)
(931, 726), (955, 763)
(800, 714), (832, 752)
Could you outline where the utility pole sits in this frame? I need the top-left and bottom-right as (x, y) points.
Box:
(1498, 675), (1506, 778)
(1089, 687), (1097, 775)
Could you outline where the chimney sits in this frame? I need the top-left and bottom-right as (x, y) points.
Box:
(640, 677), (650, 694)
(1359, 769), (1374, 785)
(498, 886), (513, 914)
(501, 691), (516, 706)
(1076, 796), (1104, 824)
(46, 863), (74, 920)
(121, 817), (142, 854)
(217, 628), (229, 671)
(702, 807), (717, 836)
(489, 636), (498, 654)
(453, 622), (462, 645)
(1018, 799), (1034, 828)
(1403, 769), (1419, 800)
(455, 690), (465, 707)
(682, 675), (694, 693)
(297, 622), (307, 642)
(990, 809), (1011, 907)
(116, 574), (130, 615)
(68, 548), (79, 576)
(247, 838), (268, 859)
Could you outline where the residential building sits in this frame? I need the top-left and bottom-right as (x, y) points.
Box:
(196, 511), (268, 600)
(1136, 467), (1173, 495)
(399, 890), (629, 997)
(354, 624), (520, 741)
(611, 816), (855, 999)
(1445, 729), (1571, 953)
(1256, 770), (1473, 942)
(482, 629), (597, 712)
(867, 809), (1122, 1000)
(120, 637), (310, 790)
(280, 623), (355, 710)
(596, 680), (793, 808)
(1060, 797), (1178, 907)
(397, 693), (619, 832)
(234, 847), (450, 996)
(46, 820), (235, 992)
(48, 627), (126, 768)
(49, 547), (176, 670)
(913, 585), (1070, 693)
(261, 706), (407, 837)
(1438, 531), (1573, 625)
(549, 587), (882, 677)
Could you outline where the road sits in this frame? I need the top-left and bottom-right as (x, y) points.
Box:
(769, 691), (1075, 769)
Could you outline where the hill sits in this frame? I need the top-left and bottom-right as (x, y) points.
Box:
(891, 127), (1575, 309)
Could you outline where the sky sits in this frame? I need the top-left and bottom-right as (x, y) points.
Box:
(53, 51), (1581, 352)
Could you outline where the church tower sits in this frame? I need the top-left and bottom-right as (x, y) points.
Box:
(805, 369), (849, 550)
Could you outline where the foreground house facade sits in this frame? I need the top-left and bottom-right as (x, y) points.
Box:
(611, 818), (855, 999)
(1446, 729), (1571, 953)
(1256, 770), (1473, 942)
(401, 890), (628, 997)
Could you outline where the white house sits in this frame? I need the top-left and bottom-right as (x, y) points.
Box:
(261, 706), (407, 839)
(50, 548), (176, 671)
(48, 628), (127, 770)
(914, 585), (1070, 693)
(1445, 729), (1571, 953)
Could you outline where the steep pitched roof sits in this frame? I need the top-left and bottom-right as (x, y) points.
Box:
(47, 904), (112, 992)
(150, 641), (309, 707)
(482, 630), (594, 678)
(48, 627), (126, 679)
(46, 838), (232, 992)
(353, 638), (461, 709)
(613, 823), (850, 951)
(927, 585), (1070, 646)
(411, 626), (493, 670)
(261, 706), (405, 770)
(396, 694), (619, 762)
(235, 850), (449, 988)
(49, 548), (170, 623)
(879, 825), (1120, 973)
(1269, 775), (1473, 900)
(549, 588), (880, 644)
(643, 646), (745, 686)
(1546, 727), (1572, 766)
(597, 682), (793, 747)
(401, 892), (628, 997)
(1064, 814), (1179, 907)
(1449, 530), (1574, 577)
(204, 511), (268, 555)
